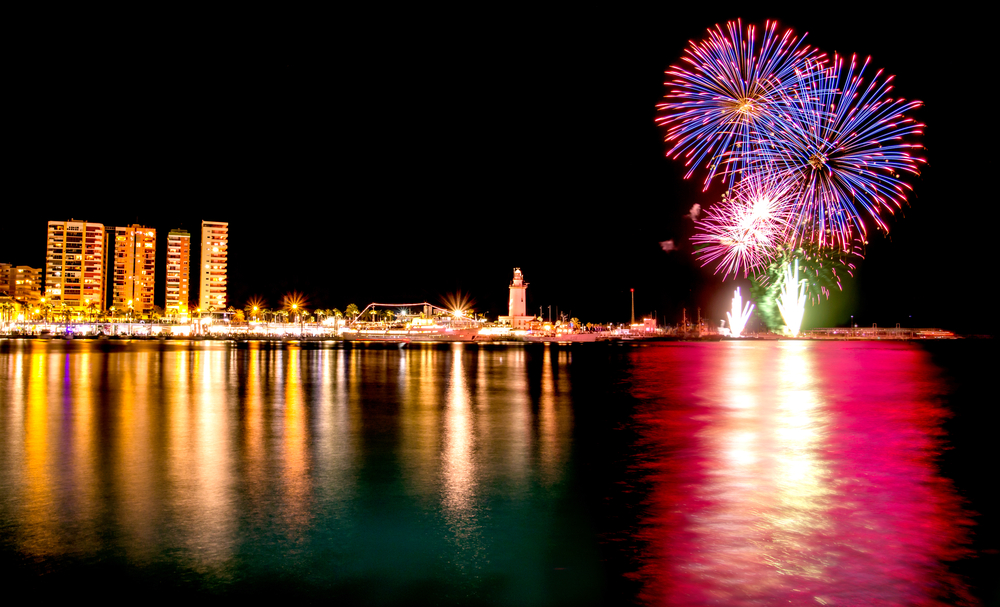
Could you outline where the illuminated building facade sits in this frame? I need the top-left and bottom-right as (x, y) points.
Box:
(498, 267), (534, 329)
(109, 225), (156, 315)
(165, 229), (191, 314)
(0, 264), (10, 295)
(199, 220), (228, 311)
(2, 264), (42, 303)
(45, 220), (106, 310)
(11, 266), (42, 304)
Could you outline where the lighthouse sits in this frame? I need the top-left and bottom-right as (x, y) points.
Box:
(499, 268), (534, 329)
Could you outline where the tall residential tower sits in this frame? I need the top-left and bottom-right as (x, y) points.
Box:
(108, 225), (156, 315)
(199, 220), (228, 311)
(11, 266), (42, 304)
(45, 220), (106, 310)
(165, 229), (191, 314)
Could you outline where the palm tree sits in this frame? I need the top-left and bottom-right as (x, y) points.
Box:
(86, 301), (100, 323)
(40, 301), (54, 324)
(0, 300), (16, 324)
(345, 303), (359, 322)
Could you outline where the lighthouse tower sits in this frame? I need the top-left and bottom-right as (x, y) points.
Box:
(499, 268), (534, 329)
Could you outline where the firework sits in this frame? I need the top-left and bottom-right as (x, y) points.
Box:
(692, 172), (794, 278)
(750, 241), (862, 331)
(776, 259), (807, 336)
(767, 54), (925, 248)
(656, 19), (824, 189)
(726, 287), (755, 338)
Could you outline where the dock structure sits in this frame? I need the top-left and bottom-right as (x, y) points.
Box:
(802, 327), (957, 339)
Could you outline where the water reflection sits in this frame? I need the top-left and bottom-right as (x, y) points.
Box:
(3, 339), (969, 603)
(630, 341), (972, 606)
(0, 340), (579, 602)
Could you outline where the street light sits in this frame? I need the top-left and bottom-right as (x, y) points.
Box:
(630, 288), (635, 326)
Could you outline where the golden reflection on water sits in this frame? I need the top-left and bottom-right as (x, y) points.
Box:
(23, 347), (56, 555)
(443, 344), (475, 515)
(115, 347), (159, 561)
(538, 346), (572, 487)
(169, 345), (236, 567)
(281, 344), (311, 532)
(399, 346), (444, 497)
(241, 343), (267, 511)
(312, 346), (356, 507)
(0, 340), (577, 587)
(441, 344), (486, 575)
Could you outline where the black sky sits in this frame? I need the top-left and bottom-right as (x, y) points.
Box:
(4, 8), (992, 334)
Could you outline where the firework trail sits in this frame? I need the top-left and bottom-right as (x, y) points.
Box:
(726, 287), (755, 337)
(655, 19), (824, 189)
(766, 54), (925, 248)
(776, 259), (808, 336)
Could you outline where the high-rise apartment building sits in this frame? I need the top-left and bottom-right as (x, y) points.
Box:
(108, 225), (156, 315)
(1, 264), (42, 303)
(199, 220), (228, 311)
(45, 220), (106, 310)
(12, 266), (42, 304)
(165, 229), (191, 313)
(0, 264), (11, 296)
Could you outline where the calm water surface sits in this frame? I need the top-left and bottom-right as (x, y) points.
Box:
(0, 339), (993, 605)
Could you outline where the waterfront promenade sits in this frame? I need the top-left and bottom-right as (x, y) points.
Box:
(0, 322), (963, 342)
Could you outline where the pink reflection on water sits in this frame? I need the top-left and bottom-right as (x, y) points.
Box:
(630, 342), (974, 606)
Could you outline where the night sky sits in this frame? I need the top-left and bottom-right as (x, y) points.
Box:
(5, 9), (992, 334)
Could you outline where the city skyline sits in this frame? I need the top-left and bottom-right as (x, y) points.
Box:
(3, 9), (993, 333)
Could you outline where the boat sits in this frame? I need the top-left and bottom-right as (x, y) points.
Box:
(341, 322), (479, 343)
(341, 301), (481, 343)
(522, 332), (600, 343)
(341, 330), (411, 343)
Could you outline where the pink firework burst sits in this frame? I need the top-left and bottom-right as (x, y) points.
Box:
(692, 173), (794, 278)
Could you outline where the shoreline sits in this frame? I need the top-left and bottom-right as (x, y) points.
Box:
(0, 334), (980, 344)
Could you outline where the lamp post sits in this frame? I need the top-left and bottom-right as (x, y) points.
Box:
(630, 288), (635, 327)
